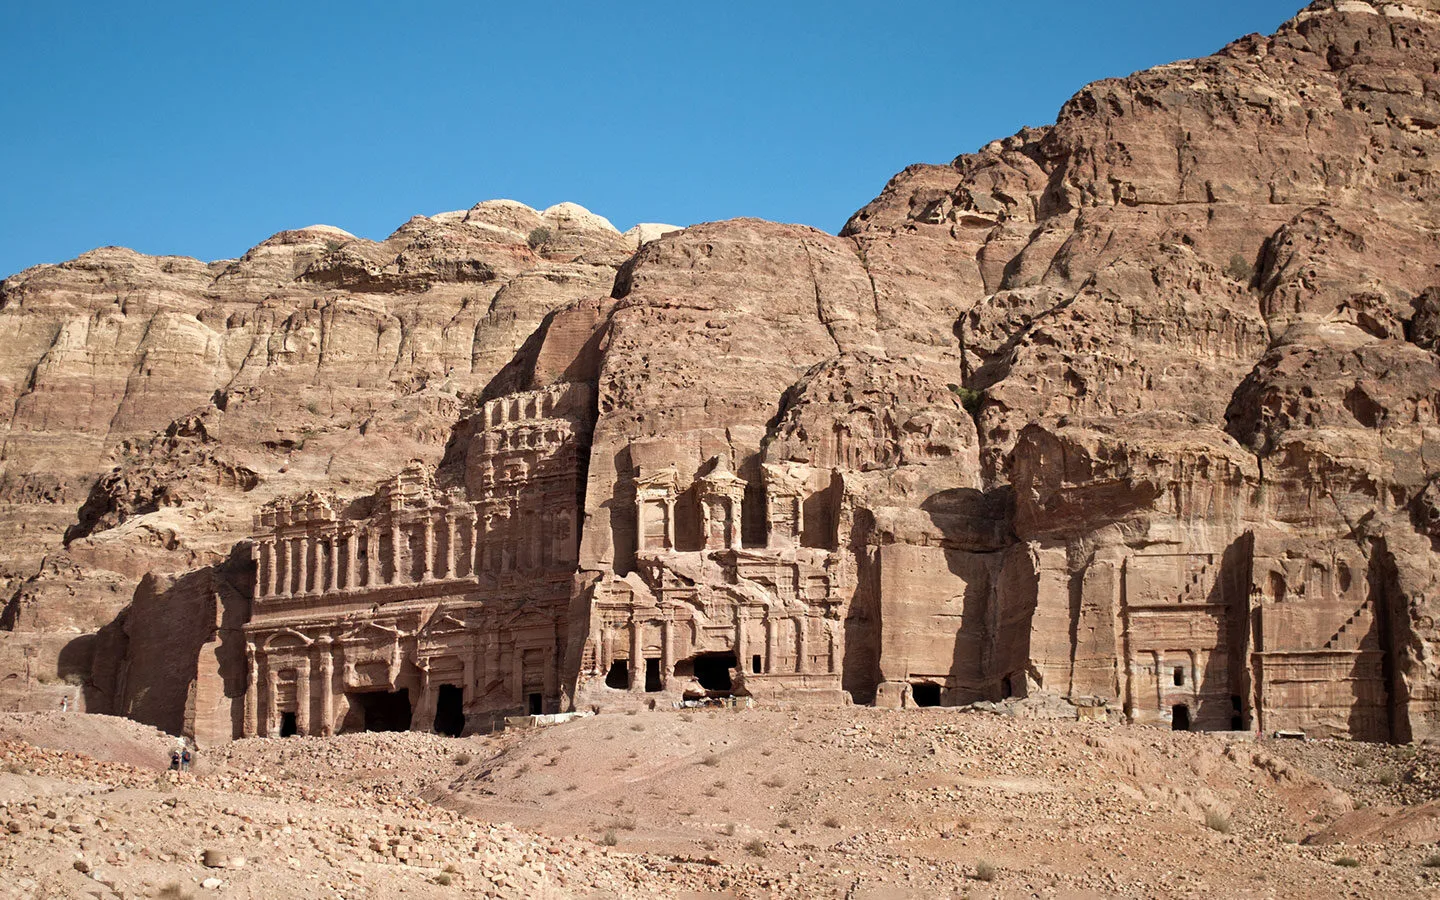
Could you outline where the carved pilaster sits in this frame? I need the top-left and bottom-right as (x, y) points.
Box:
(298, 538), (311, 595)
(422, 515), (435, 582)
(345, 530), (358, 590)
(317, 638), (334, 736)
(661, 616), (674, 689)
(366, 527), (379, 586)
(796, 615), (809, 674)
(264, 660), (279, 737)
(764, 615), (776, 674)
(295, 657), (311, 735)
(629, 616), (643, 692)
(442, 513), (455, 579)
(390, 523), (403, 584)
(243, 645), (259, 738)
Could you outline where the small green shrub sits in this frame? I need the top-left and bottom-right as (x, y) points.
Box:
(1422, 853), (1440, 868)
(433, 872), (453, 886)
(974, 860), (998, 882)
(1225, 253), (1254, 283)
(949, 384), (985, 417)
(744, 839), (768, 857)
(1377, 769), (1397, 786)
(701, 754), (721, 767)
(453, 752), (472, 766)
(721, 823), (736, 836)
(527, 226), (553, 249)
(823, 816), (841, 828)
(1334, 856), (1361, 868)
(600, 829), (618, 846)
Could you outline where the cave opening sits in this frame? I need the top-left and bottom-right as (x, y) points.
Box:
(911, 682), (941, 707)
(349, 689), (413, 732)
(1172, 703), (1191, 731)
(434, 684), (465, 737)
(605, 659), (630, 689)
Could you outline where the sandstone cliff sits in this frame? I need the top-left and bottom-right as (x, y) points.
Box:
(7, 0), (1440, 744)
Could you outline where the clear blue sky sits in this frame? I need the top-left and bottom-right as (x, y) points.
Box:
(0, 1), (1303, 278)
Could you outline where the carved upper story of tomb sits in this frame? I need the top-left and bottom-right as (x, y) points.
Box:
(249, 384), (593, 607)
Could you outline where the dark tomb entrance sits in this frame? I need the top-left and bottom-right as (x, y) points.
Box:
(1172, 703), (1191, 731)
(692, 653), (735, 692)
(911, 682), (941, 707)
(752, 654), (763, 674)
(528, 692), (544, 715)
(605, 660), (630, 689)
(434, 684), (465, 737)
(644, 658), (663, 692)
(280, 711), (298, 737)
(351, 689), (412, 732)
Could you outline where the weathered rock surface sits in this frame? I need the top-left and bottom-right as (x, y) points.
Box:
(0, 201), (645, 700)
(7, 1), (1440, 745)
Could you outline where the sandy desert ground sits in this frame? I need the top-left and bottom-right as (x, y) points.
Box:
(3, 705), (1440, 898)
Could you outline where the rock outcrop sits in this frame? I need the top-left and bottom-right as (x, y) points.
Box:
(6, 1), (1440, 744)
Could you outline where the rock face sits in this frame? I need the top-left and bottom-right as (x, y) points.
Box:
(6, 0), (1440, 744)
(0, 201), (669, 713)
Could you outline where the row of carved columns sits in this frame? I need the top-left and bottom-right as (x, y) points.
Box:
(601, 609), (839, 692)
(255, 508), (578, 601)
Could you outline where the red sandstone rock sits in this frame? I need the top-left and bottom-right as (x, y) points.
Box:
(6, 1), (1440, 745)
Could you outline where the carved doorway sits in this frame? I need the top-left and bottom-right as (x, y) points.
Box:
(434, 684), (465, 737)
(350, 689), (412, 732)
(1172, 703), (1191, 731)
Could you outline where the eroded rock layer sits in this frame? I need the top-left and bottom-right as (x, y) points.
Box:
(8, 0), (1440, 744)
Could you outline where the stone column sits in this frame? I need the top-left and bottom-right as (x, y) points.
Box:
(726, 499), (740, 550)
(295, 656), (311, 735)
(317, 638), (334, 736)
(764, 615), (776, 675)
(366, 528), (380, 587)
(827, 620), (838, 674)
(282, 539), (295, 597)
(442, 513), (455, 580)
(415, 665), (432, 733)
(636, 499), (647, 553)
(664, 500), (676, 550)
(298, 538), (311, 595)
(327, 534), (340, 593)
(629, 617), (643, 691)
(264, 660), (279, 738)
(243, 646), (259, 738)
(345, 531), (359, 590)
(255, 541), (270, 600)
(660, 617), (674, 690)
(735, 610), (748, 671)
(796, 615), (809, 674)
(421, 515), (435, 582)
(390, 523), (403, 584)
(470, 514), (482, 578)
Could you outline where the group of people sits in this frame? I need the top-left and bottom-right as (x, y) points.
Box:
(169, 745), (193, 772)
